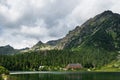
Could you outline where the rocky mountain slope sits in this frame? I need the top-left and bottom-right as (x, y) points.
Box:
(0, 45), (17, 54)
(55, 10), (120, 51)
(28, 10), (120, 53)
(31, 41), (55, 51)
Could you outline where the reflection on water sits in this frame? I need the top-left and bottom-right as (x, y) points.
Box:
(10, 72), (120, 80)
(0, 76), (3, 80)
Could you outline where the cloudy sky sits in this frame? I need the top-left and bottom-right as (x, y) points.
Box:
(0, 0), (120, 49)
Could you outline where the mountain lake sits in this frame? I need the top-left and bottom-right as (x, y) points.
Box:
(7, 71), (120, 80)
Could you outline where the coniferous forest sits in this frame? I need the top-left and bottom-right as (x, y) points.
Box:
(0, 49), (116, 71)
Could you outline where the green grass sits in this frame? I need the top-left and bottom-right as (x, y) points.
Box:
(96, 60), (120, 72)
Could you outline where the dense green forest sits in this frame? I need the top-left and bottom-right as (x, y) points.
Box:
(0, 49), (117, 71)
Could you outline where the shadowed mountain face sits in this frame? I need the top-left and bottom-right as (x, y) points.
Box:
(0, 45), (29, 55)
(0, 45), (16, 54)
(46, 39), (62, 46)
(55, 10), (120, 51)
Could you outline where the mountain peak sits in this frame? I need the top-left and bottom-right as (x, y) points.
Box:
(36, 41), (43, 45)
(99, 10), (114, 17)
(0, 45), (16, 54)
(102, 10), (113, 14)
(33, 41), (44, 47)
(0, 45), (14, 49)
(5, 45), (12, 48)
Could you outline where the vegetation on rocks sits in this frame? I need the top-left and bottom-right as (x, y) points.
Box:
(0, 66), (9, 75)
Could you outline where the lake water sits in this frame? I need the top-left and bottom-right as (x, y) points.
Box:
(9, 72), (120, 80)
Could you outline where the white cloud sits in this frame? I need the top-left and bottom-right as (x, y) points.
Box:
(0, 4), (21, 22)
(20, 25), (47, 36)
(0, 29), (39, 49)
(20, 19), (48, 37)
(30, 0), (47, 8)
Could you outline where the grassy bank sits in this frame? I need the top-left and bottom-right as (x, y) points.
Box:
(95, 60), (120, 72)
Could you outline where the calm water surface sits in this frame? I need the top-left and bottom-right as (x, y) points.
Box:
(10, 72), (120, 80)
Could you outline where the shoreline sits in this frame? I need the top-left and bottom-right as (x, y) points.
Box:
(10, 71), (120, 75)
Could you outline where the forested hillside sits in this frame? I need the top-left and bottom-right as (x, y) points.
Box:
(0, 50), (116, 71)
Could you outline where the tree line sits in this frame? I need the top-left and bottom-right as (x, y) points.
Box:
(0, 49), (117, 71)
